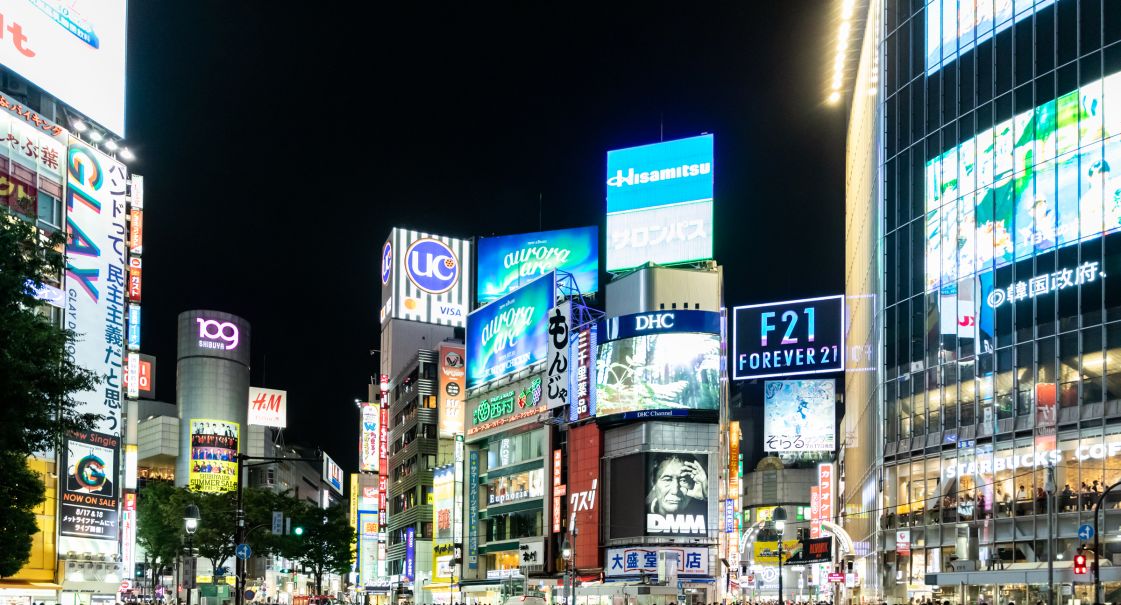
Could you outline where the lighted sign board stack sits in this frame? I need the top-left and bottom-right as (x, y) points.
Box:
(466, 271), (555, 390)
(477, 226), (599, 302)
(605, 134), (714, 271)
(380, 228), (472, 327)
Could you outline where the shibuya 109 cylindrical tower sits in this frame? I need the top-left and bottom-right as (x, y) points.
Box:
(175, 310), (251, 492)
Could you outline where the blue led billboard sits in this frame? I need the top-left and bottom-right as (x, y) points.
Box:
(926, 0), (1054, 75)
(466, 271), (556, 390)
(605, 134), (714, 271)
(477, 226), (599, 303)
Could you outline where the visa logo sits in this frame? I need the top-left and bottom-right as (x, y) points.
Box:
(439, 305), (463, 317)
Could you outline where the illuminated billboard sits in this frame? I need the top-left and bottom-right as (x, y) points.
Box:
(434, 465), (455, 541)
(486, 468), (544, 506)
(247, 387), (286, 428)
(646, 453), (709, 536)
(763, 379), (836, 453)
(477, 226), (599, 302)
(66, 138), (128, 436)
(359, 402), (379, 472)
(595, 311), (721, 418)
(323, 453), (344, 495)
(466, 271), (555, 390)
(0, 1), (128, 135)
(605, 134), (713, 271)
(60, 430), (120, 540)
(188, 419), (239, 493)
(732, 295), (845, 380)
(926, 0), (1054, 75)
(437, 343), (466, 438)
(379, 228), (472, 327)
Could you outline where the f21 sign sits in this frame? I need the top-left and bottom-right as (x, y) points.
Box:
(732, 295), (845, 380)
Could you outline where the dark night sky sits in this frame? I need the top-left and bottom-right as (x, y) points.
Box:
(124, 3), (845, 472)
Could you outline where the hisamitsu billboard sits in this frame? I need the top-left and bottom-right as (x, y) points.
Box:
(732, 295), (845, 380)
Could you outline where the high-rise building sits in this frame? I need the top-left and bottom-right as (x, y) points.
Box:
(843, 0), (1121, 602)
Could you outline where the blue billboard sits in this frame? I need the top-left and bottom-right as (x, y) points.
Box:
(606, 134), (714, 213)
(466, 271), (555, 390)
(605, 134), (714, 271)
(477, 226), (599, 303)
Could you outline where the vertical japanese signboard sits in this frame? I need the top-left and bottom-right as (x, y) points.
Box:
(546, 301), (571, 409)
(468, 450), (479, 569)
(818, 463), (834, 526)
(65, 137), (128, 436)
(359, 402), (379, 472)
(568, 325), (597, 422)
(404, 527), (416, 581)
(437, 343), (466, 438)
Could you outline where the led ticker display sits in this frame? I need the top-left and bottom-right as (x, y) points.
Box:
(596, 310), (721, 419)
(732, 295), (845, 380)
(606, 134), (714, 271)
(926, 0), (1054, 75)
(477, 226), (599, 303)
(926, 70), (1121, 292)
(466, 271), (555, 390)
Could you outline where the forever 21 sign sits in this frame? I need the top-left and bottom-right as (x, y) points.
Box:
(732, 295), (845, 380)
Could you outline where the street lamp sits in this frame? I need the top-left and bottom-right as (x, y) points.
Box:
(773, 507), (787, 605)
(184, 504), (200, 605)
(561, 536), (572, 605)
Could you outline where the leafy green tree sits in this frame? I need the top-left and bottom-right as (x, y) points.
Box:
(136, 482), (189, 594)
(279, 502), (353, 594)
(0, 207), (100, 578)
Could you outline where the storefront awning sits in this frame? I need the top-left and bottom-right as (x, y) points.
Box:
(0, 580), (64, 591)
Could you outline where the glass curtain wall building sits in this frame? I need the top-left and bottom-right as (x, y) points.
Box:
(868, 0), (1121, 602)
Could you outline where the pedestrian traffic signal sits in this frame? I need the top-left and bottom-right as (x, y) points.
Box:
(293, 526), (304, 536)
(1074, 552), (1087, 575)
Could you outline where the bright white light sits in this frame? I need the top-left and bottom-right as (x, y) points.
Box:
(88, 131), (103, 143)
(104, 140), (119, 151)
(119, 147), (135, 161)
(829, 91), (842, 103)
(72, 120), (89, 133)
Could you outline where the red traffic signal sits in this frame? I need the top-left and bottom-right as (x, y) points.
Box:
(1074, 553), (1087, 575)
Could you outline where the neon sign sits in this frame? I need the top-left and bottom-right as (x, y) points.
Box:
(985, 262), (1102, 308)
(196, 318), (239, 350)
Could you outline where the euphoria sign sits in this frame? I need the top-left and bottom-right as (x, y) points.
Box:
(732, 295), (845, 380)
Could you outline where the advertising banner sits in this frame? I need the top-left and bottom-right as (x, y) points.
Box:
(605, 547), (708, 577)
(129, 208), (143, 254)
(896, 530), (911, 556)
(467, 375), (544, 437)
(127, 305), (141, 351)
(433, 543), (455, 582)
(605, 134), (714, 271)
(323, 454), (344, 495)
(247, 387), (286, 428)
(125, 351), (139, 399)
(763, 380), (836, 452)
(545, 301), (571, 410)
(437, 343), (466, 438)
(121, 491), (136, 578)
(791, 536), (832, 565)
(569, 423), (602, 569)
(380, 228), (472, 327)
(926, 0), (1052, 74)
(486, 468), (544, 506)
(810, 486), (821, 539)
(59, 430), (120, 539)
(818, 463), (834, 525)
(732, 295), (846, 380)
(359, 402), (379, 472)
(568, 325), (597, 421)
(467, 450), (479, 569)
(123, 352), (154, 399)
(596, 333), (720, 418)
(753, 540), (800, 564)
(188, 420), (238, 493)
(0, 1), (128, 135)
(466, 271), (555, 389)
(65, 137), (128, 436)
(127, 257), (141, 302)
(403, 527), (416, 581)
(434, 465), (454, 541)
(477, 226), (599, 302)
(646, 452), (709, 536)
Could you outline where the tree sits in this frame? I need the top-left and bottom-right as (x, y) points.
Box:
(136, 482), (189, 594)
(0, 208), (100, 577)
(279, 502), (353, 594)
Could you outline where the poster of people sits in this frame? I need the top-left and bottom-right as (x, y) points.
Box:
(646, 452), (708, 535)
(59, 431), (120, 539)
(188, 419), (239, 493)
(763, 379), (836, 453)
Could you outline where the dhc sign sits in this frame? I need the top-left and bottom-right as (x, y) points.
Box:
(600, 310), (720, 341)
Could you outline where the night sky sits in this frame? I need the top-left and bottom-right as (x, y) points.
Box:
(125, 3), (845, 472)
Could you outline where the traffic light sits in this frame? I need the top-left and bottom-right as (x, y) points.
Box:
(1074, 548), (1087, 575)
(293, 526), (304, 536)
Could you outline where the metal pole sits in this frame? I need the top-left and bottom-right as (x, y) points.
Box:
(187, 535), (193, 605)
(1047, 465), (1055, 605)
(778, 540), (783, 605)
(1093, 480), (1119, 605)
(236, 453), (245, 605)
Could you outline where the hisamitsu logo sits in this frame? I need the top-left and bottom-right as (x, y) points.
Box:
(607, 162), (711, 188)
(405, 238), (459, 294)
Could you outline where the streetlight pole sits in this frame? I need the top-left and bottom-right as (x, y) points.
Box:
(1094, 479), (1121, 605)
(185, 504), (200, 605)
(561, 536), (572, 605)
(774, 507), (787, 605)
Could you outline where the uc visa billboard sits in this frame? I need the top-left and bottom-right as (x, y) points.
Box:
(466, 271), (555, 390)
(477, 226), (599, 303)
(605, 134), (714, 271)
(380, 228), (472, 327)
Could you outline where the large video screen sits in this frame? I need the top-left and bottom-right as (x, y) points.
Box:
(466, 272), (555, 389)
(646, 452), (709, 536)
(477, 226), (599, 303)
(926, 0), (1054, 75)
(926, 69), (1121, 292)
(595, 332), (720, 417)
(605, 134), (714, 271)
(762, 379), (836, 453)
